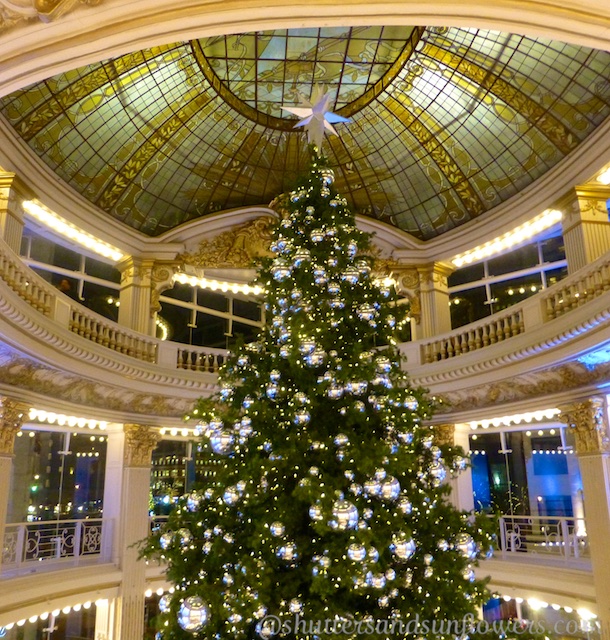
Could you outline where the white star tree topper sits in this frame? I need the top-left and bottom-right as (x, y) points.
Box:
(281, 85), (350, 149)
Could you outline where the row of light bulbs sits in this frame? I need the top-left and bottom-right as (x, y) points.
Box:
(22, 197), (570, 288)
(28, 408), (108, 430)
(173, 272), (264, 297)
(1, 589), (595, 630)
(499, 595), (596, 620)
(468, 409), (560, 430)
(1, 600), (99, 630)
(22, 200), (124, 262)
(452, 209), (563, 269)
(23, 407), (203, 440)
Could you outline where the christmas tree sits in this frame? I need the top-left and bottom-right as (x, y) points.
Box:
(142, 140), (496, 639)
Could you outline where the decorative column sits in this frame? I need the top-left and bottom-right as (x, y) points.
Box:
(117, 258), (177, 337)
(560, 185), (610, 274)
(0, 172), (28, 253)
(0, 397), (28, 570)
(433, 423), (474, 511)
(416, 262), (454, 339)
(117, 258), (157, 336)
(111, 424), (160, 640)
(559, 397), (610, 638)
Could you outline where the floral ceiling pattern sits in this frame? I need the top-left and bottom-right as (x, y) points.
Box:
(1, 26), (609, 239)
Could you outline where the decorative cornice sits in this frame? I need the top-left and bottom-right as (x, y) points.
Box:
(437, 360), (610, 414)
(558, 397), (609, 455)
(177, 216), (275, 269)
(123, 424), (161, 467)
(0, 0), (101, 33)
(0, 396), (29, 454)
(0, 346), (205, 420)
(0, 282), (219, 394)
(433, 423), (455, 447)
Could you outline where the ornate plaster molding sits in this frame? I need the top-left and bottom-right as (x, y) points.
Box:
(558, 397), (609, 455)
(436, 360), (610, 414)
(371, 256), (421, 323)
(0, 396), (29, 454)
(178, 216), (275, 268)
(0, 346), (201, 419)
(151, 262), (179, 317)
(0, 287), (219, 395)
(433, 423), (455, 447)
(0, 0), (100, 33)
(123, 423), (161, 467)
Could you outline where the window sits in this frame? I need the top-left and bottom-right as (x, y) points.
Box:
(448, 230), (567, 329)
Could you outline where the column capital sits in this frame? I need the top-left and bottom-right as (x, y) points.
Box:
(123, 424), (161, 467)
(0, 398), (29, 455)
(433, 423), (455, 447)
(559, 397), (609, 455)
(416, 261), (456, 287)
(151, 261), (180, 317)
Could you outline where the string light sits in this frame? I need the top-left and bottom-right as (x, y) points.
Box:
(22, 200), (124, 262)
(28, 408), (108, 431)
(452, 209), (562, 268)
(468, 409), (560, 430)
(0, 601), (100, 630)
(173, 273), (263, 297)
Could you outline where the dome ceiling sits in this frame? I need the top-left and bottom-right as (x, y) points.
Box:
(0, 26), (609, 240)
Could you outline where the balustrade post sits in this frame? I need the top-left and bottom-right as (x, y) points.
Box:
(15, 523), (25, 567)
(74, 520), (82, 564)
(0, 397), (28, 574)
(559, 518), (570, 560)
(560, 397), (610, 638)
(499, 518), (507, 558)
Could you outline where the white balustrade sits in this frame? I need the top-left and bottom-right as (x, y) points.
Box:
(3, 234), (610, 371)
(422, 309), (525, 363)
(0, 244), (53, 315)
(69, 307), (158, 363)
(543, 256), (610, 319)
(1, 518), (111, 575)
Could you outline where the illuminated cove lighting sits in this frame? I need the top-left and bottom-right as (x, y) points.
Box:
(22, 200), (124, 262)
(173, 272), (263, 297)
(452, 209), (562, 268)
(173, 274), (397, 297)
(597, 167), (610, 185)
(468, 408), (560, 430)
(28, 408), (108, 430)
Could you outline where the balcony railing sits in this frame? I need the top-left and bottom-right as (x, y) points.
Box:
(422, 309), (524, 364)
(1, 518), (111, 575)
(495, 515), (589, 566)
(0, 237), (225, 372)
(543, 255), (610, 319)
(2, 234), (610, 373)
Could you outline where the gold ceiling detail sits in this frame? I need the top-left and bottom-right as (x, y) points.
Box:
(178, 216), (275, 268)
(382, 94), (485, 218)
(97, 91), (214, 215)
(14, 44), (179, 142)
(0, 0), (101, 33)
(1, 27), (609, 240)
(192, 26), (425, 127)
(420, 42), (579, 156)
